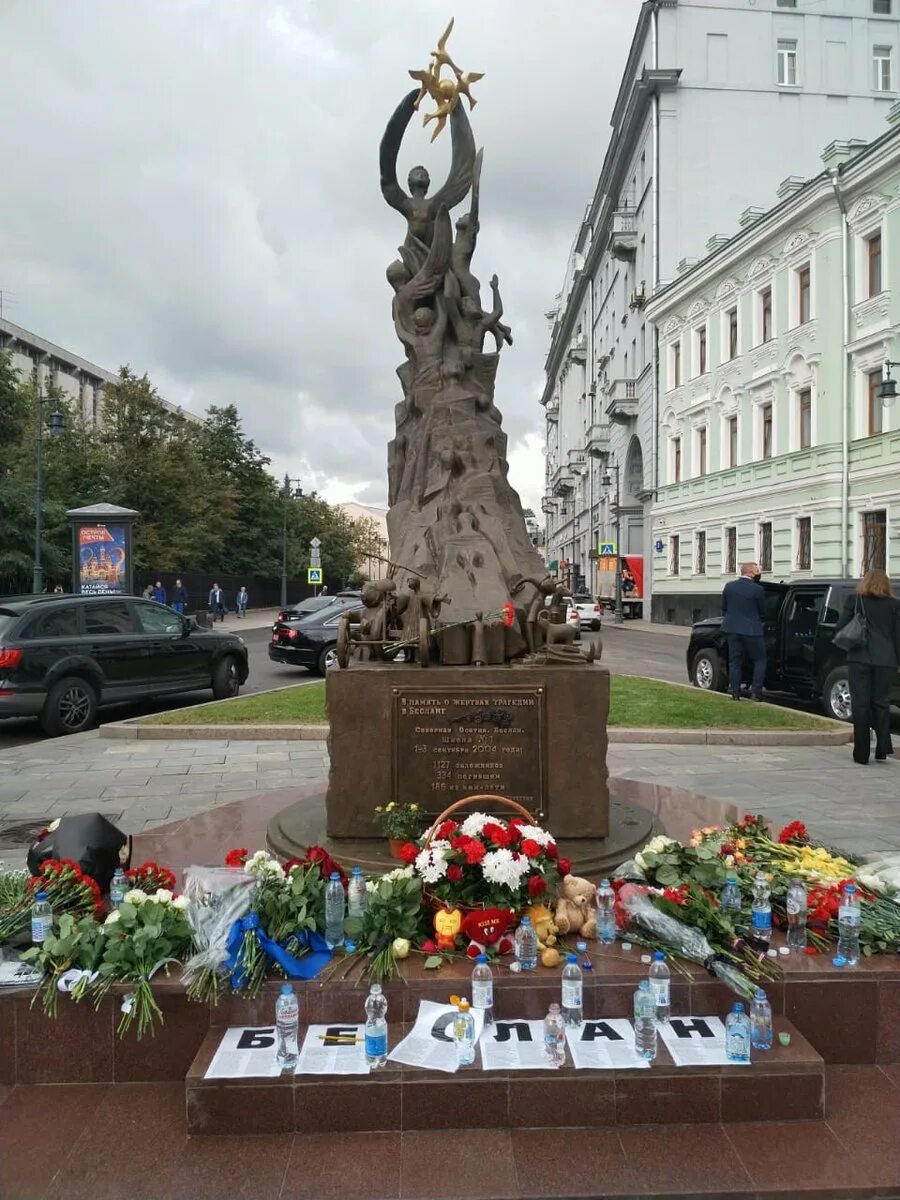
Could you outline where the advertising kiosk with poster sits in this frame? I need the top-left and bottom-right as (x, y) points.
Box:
(66, 503), (139, 597)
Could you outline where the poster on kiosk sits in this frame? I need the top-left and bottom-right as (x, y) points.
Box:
(67, 504), (139, 597)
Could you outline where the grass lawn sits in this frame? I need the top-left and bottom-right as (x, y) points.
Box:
(143, 676), (833, 730)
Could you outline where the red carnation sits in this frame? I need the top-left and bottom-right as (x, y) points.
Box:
(464, 839), (486, 864)
(225, 848), (248, 867)
(483, 822), (510, 848)
(545, 842), (558, 860)
(421, 939), (437, 953)
(400, 841), (419, 864)
(437, 820), (458, 840)
(447, 864), (464, 882)
(450, 835), (469, 851)
(528, 874), (547, 898)
(557, 857), (572, 877)
(520, 838), (541, 859)
(502, 600), (517, 628)
(778, 820), (809, 845)
(507, 818), (525, 835)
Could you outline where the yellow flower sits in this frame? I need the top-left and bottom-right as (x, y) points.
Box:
(386, 802), (395, 811)
(374, 806), (383, 813)
(410, 804), (419, 811)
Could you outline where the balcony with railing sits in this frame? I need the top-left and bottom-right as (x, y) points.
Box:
(584, 423), (610, 457)
(608, 208), (637, 261)
(550, 463), (575, 496)
(605, 377), (638, 424)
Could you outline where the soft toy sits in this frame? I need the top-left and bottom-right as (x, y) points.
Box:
(554, 875), (598, 940)
(524, 903), (558, 951)
(461, 907), (515, 958)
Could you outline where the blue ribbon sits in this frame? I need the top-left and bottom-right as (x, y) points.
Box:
(224, 912), (332, 987)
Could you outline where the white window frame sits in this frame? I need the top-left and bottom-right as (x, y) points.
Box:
(874, 0), (893, 17)
(721, 411), (740, 470)
(874, 44), (893, 92)
(720, 305), (740, 364)
(777, 39), (799, 87)
(692, 423), (709, 478)
(794, 384), (814, 452)
(755, 397), (776, 461)
(723, 524), (738, 576)
(758, 520), (774, 573)
(692, 322), (709, 378)
(790, 261), (813, 328)
(694, 530), (707, 576)
(668, 433), (683, 485)
(754, 283), (775, 346)
(668, 338), (683, 391)
(794, 514), (812, 572)
(669, 534), (681, 576)
(855, 223), (885, 303)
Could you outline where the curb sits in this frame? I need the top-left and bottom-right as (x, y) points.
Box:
(99, 721), (850, 746)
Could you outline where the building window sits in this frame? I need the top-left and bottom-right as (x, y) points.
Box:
(727, 415), (739, 468)
(867, 231), (882, 297)
(874, 45), (893, 91)
(725, 525), (737, 575)
(776, 0), (797, 6)
(672, 340), (681, 388)
(760, 287), (773, 343)
(796, 516), (811, 571)
(798, 264), (811, 325)
(670, 535), (680, 576)
(698, 326), (708, 375)
(728, 308), (739, 359)
(862, 510), (887, 572)
(874, 0), (893, 15)
(868, 369), (885, 435)
(697, 426), (708, 476)
(762, 402), (774, 459)
(799, 389), (812, 449)
(672, 436), (682, 483)
(695, 531), (707, 575)
(759, 522), (773, 573)
(777, 39), (799, 86)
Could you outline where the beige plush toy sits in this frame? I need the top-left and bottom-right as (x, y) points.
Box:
(554, 875), (598, 940)
(524, 903), (558, 950)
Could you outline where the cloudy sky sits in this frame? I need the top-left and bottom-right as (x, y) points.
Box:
(0, 0), (639, 515)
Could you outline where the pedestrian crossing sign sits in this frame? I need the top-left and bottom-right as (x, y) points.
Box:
(599, 542), (617, 557)
(307, 567), (323, 584)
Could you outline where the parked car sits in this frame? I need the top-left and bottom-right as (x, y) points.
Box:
(269, 598), (363, 675)
(274, 590), (362, 626)
(0, 594), (249, 736)
(572, 595), (603, 632)
(686, 578), (900, 721)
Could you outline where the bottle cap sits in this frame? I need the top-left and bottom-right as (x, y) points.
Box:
(352, 866), (362, 875)
(638, 979), (650, 991)
(754, 988), (766, 1000)
(733, 1002), (744, 1013)
(280, 983), (293, 995)
(778, 946), (791, 956)
(566, 953), (577, 963)
(520, 915), (531, 925)
(35, 892), (47, 901)
(653, 951), (665, 961)
(600, 878), (610, 886)
(844, 883), (856, 893)
(575, 941), (587, 952)
(726, 873), (736, 882)
(832, 955), (847, 968)
(370, 982), (383, 993)
(476, 953), (488, 964)
(329, 872), (340, 880)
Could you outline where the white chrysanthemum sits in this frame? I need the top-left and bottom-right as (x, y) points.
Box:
(171, 895), (189, 910)
(245, 852), (284, 880)
(104, 910), (121, 926)
(124, 889), (147, 906)
(460, 812), (497, 837)
(153, 888), (174, 904)
(516, 824), (553, 848)
(481, 848), (530, 891)
(415, 840), (450, 885)
(382, 866), (414, 883)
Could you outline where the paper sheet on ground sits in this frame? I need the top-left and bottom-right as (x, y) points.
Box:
(0, 960), (41, 988)
(297, 1023), (369, 1075)
(658, 1016), (745, 1066)
(565, 1019), (651, 1069)
(479, 1019), (554, 1070)
(203, 1026), (284, 1079)
(388, 999), (484, 1074)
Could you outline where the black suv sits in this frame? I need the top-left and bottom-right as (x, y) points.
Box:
(0, 594), (250, 735)
(686, 579), (900, 721)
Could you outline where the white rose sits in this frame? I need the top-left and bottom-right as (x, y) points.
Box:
(48, 818), (61, 833)
(153, 888), (174, 904)
(171, 895), (189, 910)
(124, 889), (147, 906)
(634, 852), (647, 873)
(104, 910), (121, 926)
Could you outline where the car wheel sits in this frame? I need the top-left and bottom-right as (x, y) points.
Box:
(211, 655), (241, 700)
(317, 644), (339, 675)
(40, 676), (98, 737)
(822, 667), (852, 722)
(591, 620), (602, 632)
(691, 649), (725, 692)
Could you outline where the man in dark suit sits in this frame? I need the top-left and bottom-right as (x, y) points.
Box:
(721, 562), (767, 701)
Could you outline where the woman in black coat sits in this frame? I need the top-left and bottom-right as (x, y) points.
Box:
(835, 569), (900, 764)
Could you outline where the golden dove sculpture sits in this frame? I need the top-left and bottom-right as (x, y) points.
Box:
(408, 18), (483, 142)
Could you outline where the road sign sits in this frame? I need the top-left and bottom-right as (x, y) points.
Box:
(307, 567), (323, 584)
(310, 549), (321, 566)
(599, 542), (617, 558)
(310, 537), (321, 549)
(654, 539), (664, 554)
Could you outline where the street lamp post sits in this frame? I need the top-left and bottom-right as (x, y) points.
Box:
(32, 373), (65, 594)
(280, 475), (304, 609)
(601, 463), (623, 625)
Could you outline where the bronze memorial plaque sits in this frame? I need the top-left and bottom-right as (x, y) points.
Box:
(392, 686), (546, 818)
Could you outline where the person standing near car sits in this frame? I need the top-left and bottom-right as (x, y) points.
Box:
(236, 585), (249, 618)
(835, 569), (900, 765)
(142, 582), (155, 601)
(152, 580), (167, 605)
(171, 578), (188, 615)
(209, 582), (226, 622)
(721, 562), (767, 702)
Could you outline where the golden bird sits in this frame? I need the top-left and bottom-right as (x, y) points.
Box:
(455, 70), (484, 109)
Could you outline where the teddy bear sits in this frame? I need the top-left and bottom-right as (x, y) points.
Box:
(461, 907), (516, 958)
(524, 903), (558, 951)
(553, 875), (598, 940)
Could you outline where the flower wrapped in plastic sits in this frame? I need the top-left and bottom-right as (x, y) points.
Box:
(180, 865), (257, 1004)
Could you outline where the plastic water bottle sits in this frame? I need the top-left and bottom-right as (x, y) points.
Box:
(471, 954), (494, 1025)
(31, 891), (52, 944)
(561, 954), (584, 1026)
(633, 980), (657, 1061)
(750, 989), (773, 1051)
(837, 882), (861, 966)
(751, 871), (772, 943)
(720, 873), (741, 916)
(109, 868), (127, 907)
(514, 915), (538, 970)
(347, 866), (367, 917)
(648, 951), (671, 1023)
(544, 1002), (566, 1066)
(786, 877), (808, 951)
(275, 983), (299, 1070)
(725, 1002), (751, 1063)
(453, 997), (476, 1067)
(364, 982), (388, 1068)
(324, 872), (345, 949)
(596, 878), (617, 945)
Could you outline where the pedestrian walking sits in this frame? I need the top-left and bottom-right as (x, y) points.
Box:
(152, 580), (167, 605)
(208, 582), (226, 622)
(171, 578), (188, 615)
(236, 585), (249, 618)
(142, 583), (155, 601)
(721, 561), (767, 702)
(835, 569), (900, 765)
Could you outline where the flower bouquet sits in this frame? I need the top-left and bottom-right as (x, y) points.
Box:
(21, 912), (106, 1017)
(0, 859), (101, 945)
(343, 868), (425, 982)
(181, 865), (257, 1004)
(93, 888), (192, 1037)
(125, 861), (177, 895)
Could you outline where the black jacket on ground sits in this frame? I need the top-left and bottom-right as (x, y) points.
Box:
(836, 594), (900, 667)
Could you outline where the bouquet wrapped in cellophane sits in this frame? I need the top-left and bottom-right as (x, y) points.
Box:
(180, 865), (256, 1004)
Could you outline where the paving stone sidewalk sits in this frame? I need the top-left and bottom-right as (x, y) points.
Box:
(0, 732), (897, 866)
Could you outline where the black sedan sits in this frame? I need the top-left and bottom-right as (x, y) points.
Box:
(274, 590), (362, 626)
(269, 598), (361, 675)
